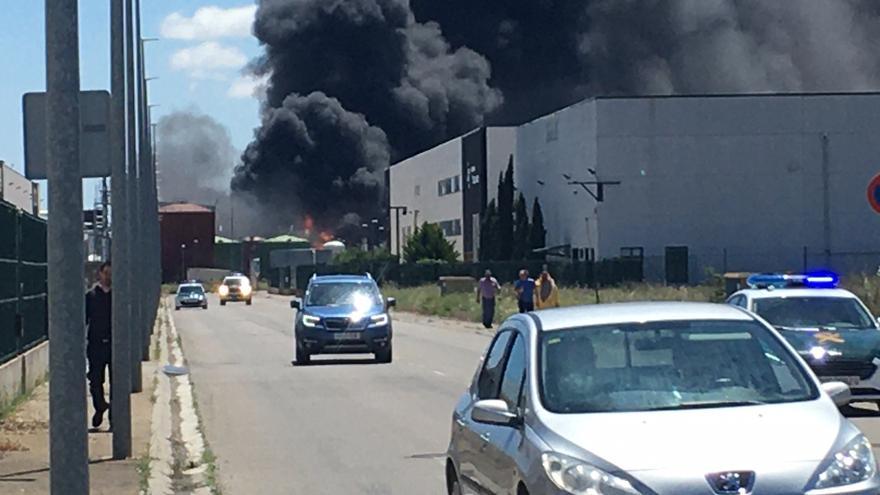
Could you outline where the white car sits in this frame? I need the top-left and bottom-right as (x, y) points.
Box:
(218, 275), (253, 306)
(728, 273), (880, 404)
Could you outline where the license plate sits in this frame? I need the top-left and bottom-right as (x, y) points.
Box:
(332, 332), (361, 341)
(820, 376), (860, 386)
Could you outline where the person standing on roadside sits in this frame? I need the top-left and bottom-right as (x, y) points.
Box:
(534, 267), (560, 310)
(477, 270), (501, 329)
(86, 262), (112, 429)
(514, 269), (536, 313)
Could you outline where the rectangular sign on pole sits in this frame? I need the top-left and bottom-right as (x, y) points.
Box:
(23, 90), (111, 180)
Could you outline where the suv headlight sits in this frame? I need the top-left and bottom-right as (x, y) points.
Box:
(241, 285), (252, 296)
(369, 314), (389, 327)
(812, 435), (877, 489)
(219, 285), (229, 296)
(542, 453), (642, 495)
(302, 315), (321, 328)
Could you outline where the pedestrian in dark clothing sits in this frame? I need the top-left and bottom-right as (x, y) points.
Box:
(477, 270), (501, 329)
(514, 269), (536, 313)
(86, 262), (112, 428)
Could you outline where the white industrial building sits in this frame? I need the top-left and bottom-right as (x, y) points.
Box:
(389, 127), (516, 261)
(390, 93), (880, 282)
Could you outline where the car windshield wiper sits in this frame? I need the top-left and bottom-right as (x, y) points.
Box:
(649, 400), (766, 411)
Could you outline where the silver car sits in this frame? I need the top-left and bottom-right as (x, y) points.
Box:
(446, 302), (878, 495)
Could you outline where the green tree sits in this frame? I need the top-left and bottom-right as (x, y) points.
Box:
(496, 156), (515, 260)
(512, 193), (530, 260)
(332, 247), (395, 266)
(529, 198), (547, 260)
(479, 199), (499, 261)
(403, 222), (458, 263)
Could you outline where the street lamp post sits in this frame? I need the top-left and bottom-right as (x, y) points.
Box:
(180, 243), (186, 281)
(389, 206), (408, 262)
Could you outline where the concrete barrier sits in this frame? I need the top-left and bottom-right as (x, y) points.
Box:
(0, 341), (49, 412)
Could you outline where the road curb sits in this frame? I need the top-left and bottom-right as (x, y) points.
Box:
(145, 298), (213, 494)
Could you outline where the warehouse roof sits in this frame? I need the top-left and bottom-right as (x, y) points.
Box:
(264, 234), (309, 244)
(159, 202), (212, 214)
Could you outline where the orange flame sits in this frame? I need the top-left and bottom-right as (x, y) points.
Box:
(303, 215), (315, 235)
(319, 231), (334, 242)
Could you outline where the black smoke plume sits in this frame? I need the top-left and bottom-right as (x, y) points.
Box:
(232, 0), (501, 234)
(235, 0), (880, 235)
(157, 110), (236, 206)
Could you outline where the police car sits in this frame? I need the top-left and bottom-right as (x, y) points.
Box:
(728, 272), (880, 405)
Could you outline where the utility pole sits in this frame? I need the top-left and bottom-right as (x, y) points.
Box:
(46, 0), (89, 492)
(389, 206), (408, 262)
(110, 0), (133, 459)
(125, 0), (143, 393)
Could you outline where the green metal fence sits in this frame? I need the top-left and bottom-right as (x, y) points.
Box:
(0, 200), (48, 364)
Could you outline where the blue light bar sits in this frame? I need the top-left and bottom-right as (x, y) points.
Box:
(746, 271), (839, 289)
(804, 271), (839, 288)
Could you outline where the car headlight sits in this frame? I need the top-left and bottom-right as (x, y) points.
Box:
(542, 453), (642, 495)
(219, 286), (229, 296)
(241, 285), (252, 296)
(302, 315), (321, 328)
(369, 314), (389, 327)
(812, 435), (877, 489)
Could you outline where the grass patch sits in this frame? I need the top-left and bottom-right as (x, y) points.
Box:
(384, 282), (724, 323)
(0, 386), (38, 423)
(137, 453), (152, 493)
(202, 447), (222, 495)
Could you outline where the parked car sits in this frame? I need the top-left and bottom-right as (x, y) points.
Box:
(446, 302), (875, 495)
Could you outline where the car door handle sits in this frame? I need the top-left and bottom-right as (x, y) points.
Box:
(455, 418), (466, 428)
(480, 433), (491, 443)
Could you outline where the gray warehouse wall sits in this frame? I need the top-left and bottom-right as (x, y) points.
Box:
(594, 94), (880, 280)
(517, 100), (600, 256)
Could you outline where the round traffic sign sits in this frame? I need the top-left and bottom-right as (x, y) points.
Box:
(868, 174), (880, 214)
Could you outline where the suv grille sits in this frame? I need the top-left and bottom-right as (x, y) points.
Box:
(811, 360), (877, 380)
(324, 317), (350, 330)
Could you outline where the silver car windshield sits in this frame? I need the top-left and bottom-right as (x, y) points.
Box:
(306, 282), (381, 307)
(178, 286), (203, 296)
(754, 297), (875, 330)
(540, 320), (818, 414)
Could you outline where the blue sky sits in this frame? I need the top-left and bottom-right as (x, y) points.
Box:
(0, 1), (262, 204)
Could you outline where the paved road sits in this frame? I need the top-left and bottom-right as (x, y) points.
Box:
(173, 293), (880, 495)
(173, 293), (491, 495)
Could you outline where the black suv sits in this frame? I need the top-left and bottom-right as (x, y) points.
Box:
(291, 274), (395, 365)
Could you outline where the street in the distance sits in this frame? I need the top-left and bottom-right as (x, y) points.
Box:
(173, 292), (490, 495)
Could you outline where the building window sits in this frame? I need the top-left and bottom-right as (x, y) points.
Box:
(414, 184), (421, 196)
(620, 247), (644, 259)
(437, 176), (462, 197)
(438, 219), (462, 237)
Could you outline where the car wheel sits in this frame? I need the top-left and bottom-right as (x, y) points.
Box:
(220, 300), (226, 306)
(446, 464), (463, 495)
(175, 306), (180, 311)
(246, 298), (252, 306)
(295, 345), (311, 365)
(202, 305), (208, 310)
(375, 347), (392, 364)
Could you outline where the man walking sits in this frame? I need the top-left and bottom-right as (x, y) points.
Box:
(534, 267), (560, 310)
(514, 269), (536, 313)
(86, 262), (112, 429)
(477, 270), (501, 329)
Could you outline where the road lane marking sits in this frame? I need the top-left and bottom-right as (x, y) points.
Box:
(433, 370), (446, 377)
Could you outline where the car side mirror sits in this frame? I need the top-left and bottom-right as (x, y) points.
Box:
(290, 298), (301, 310)
(471, 399), (520, 427)
(821, 381), (851, 408)
(386, 297), (397, 308)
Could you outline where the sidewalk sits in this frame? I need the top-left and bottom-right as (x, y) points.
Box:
(0, 362), (156, 494)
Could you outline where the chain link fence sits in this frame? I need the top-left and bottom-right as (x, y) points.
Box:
(0, 200), (48, 364)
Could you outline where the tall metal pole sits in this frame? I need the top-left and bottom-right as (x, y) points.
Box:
(46, 0), (89, 491)
(125, 0), (143, 393)
(135, 0), (150, 360)
(110, 0), (133, 459)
